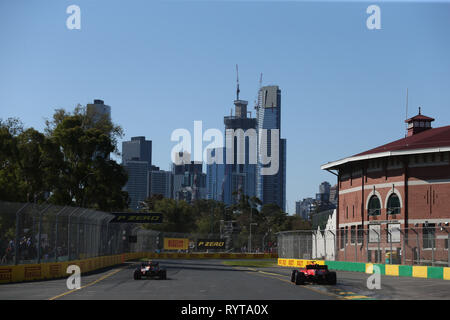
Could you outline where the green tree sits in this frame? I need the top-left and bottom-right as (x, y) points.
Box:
(0, 123), (21, 201)
(0, 106), (129, 211)
(145, 198), (196, 233)
(15, 128), (62, 203)
(191, 199), (226, 234)
(46, 107), (128, 210)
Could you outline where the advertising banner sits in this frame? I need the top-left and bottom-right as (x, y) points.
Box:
(109, 212), (163, 223)
(164, 238), (189, 250)
(196, 239), (225, 250)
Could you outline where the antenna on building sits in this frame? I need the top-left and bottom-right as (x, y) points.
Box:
(236, 64), (240, 100)
(405, 88), (409, 137)
(259, 73), (263, 89)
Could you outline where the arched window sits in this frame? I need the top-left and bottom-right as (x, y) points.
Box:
(387, 194), (401, 214)
(368, 196), (381, 216)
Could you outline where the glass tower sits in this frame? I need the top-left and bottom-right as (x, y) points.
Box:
(256, 85), (287, 212)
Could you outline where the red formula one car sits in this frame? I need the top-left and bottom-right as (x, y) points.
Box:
(290, 263), (337, 285)
(134, 261), (167, 280)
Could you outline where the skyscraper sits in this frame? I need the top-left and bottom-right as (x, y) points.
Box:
(256, 85), (287, 211)
(148, 169), (173, 199)
(123, 160), (149, 211)
(296, 197), (315, 220)
(206, 147), (225, 201)
(86, 99), (112, 159)
(122, 136), (152, 166)
(86, 99), (111, 124)
(317, 181), (331, 202)
(122, 136), (153, 211)
(222, 89), (257, 205)
(171, 151), (206, 202)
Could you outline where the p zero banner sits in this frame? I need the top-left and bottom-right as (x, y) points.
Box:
(197, 239), (225, 250)
(164, 238), (189, 250)
(110, 212), (163, 223)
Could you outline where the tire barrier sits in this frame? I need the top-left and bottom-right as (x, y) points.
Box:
(0, 252), (277, 284)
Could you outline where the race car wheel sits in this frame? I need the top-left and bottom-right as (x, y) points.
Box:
(325, 272), (337, 285)
(160, 270), (167, 280)
(134, 270), (141, 280)
(291, 270), (297, 283)
(295, 272), (305, 285)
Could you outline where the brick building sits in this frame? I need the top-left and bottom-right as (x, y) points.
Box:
(321, 110), (450, 265)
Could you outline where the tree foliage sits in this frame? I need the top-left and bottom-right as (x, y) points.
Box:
(142, 192), (311, 236)
(0, 106), (129, 211)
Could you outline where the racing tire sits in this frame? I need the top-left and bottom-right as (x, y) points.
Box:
(134, 270), (142, 280)
(160, 270), (167, 280)
(295, 272), (306, 285)
(291, 270), (297, 283)
(325, 271), (337, 285)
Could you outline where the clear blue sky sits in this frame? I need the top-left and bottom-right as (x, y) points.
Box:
(1, 1), (450, 214)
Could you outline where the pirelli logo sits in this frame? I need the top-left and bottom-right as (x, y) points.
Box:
(0, 268), (12, 281)
(110, 212), (163, 223)
(197, 239), (225, 250)
(164, 238), (189, 250)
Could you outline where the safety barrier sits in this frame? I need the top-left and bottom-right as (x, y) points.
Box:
(277, 258), (450, 281)
(277, 258), (325, 268)
(0, 252), (148, 284)
(0, 252), (277, 284)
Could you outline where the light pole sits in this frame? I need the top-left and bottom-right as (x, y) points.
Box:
(249, 223), (257, 253)
(248, 199), (257, 253)
(262, 228), (271, 253)
(438, 223), (450, 267)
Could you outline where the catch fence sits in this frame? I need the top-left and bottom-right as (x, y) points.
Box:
(277, 226), (450, 267)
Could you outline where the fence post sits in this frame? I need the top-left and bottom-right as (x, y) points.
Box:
(448, 232), (450, 267)
(417, 232), (420, 265)
(432, 230), (435, 267)
(37, 204), (52, 264)
(314, 232), (317, 259)
(378, 232), (381, 263)
(14, 203), (30, 265)
(402, 229), (406, 265)
(67, 207), (81, 261)
(76, 209), (89, 259)
(54, 206), (67, 262)
(372, 229), (380, 263)
(366, 229), (369, 263)
(323, 231), (327, 260)
(344, 235), (347, 262)
(385, 229), (392, 265)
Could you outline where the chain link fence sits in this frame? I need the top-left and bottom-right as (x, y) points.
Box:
(1, 200), (277, 266)
(0, 201), (137, 266)
(277, 226), (450, 267)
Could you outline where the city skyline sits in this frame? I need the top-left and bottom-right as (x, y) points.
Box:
(2, 1), (450, 214)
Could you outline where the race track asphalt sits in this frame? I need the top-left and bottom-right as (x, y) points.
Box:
(0, 259), (449, 300)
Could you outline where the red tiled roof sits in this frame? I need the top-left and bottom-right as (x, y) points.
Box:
(355, 125), (450, 157)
